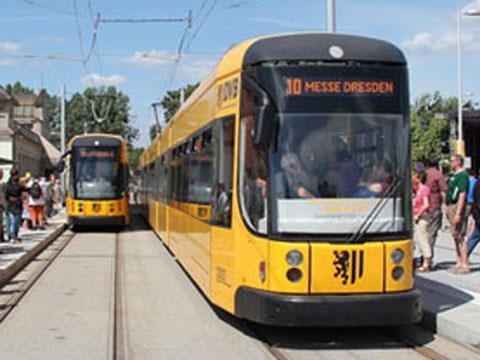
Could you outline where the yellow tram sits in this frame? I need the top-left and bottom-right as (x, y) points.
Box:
(65, 134), (130, 228)
(139, 33), (421, 326)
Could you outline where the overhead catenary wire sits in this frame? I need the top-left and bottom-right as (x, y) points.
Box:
(72, 0), (86, 60)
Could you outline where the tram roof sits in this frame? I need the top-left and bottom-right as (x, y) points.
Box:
(241, 33), (407, 67)
(69, 133), (124, 148)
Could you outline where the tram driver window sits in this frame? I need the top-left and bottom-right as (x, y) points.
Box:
(212, 117), (235, 227)
(239, 90), (268, 234)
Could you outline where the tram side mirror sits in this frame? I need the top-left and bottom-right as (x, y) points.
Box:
(56, 150), (71, 173)
(243, 75), (275, 150)
(253, 104), (274, 150)
(56, 161), (65, 173)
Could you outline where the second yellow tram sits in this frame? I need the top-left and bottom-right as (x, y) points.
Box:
(65, 134), (130, 228)
(139, 33), (421, 326)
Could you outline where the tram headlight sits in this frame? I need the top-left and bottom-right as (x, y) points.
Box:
(286, 268), (303, 283)
(391, 249), (405, 264)
(392, 266), (405, 281)
(286, 250), (303, 267)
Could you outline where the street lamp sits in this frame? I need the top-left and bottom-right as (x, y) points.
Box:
(456, 8), (480, 156)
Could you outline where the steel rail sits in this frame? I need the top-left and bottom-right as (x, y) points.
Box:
(113, 232), (128, 360)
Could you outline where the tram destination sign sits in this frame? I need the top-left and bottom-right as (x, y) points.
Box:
(255, 65), (407, 114)
(78, 149), (116, 159)
(285, 78), (395, 97)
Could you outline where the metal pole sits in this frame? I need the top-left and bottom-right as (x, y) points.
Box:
(180, 88), (185, 106)
(327, 0), (336, 33)
(60, 83), (66, 204)
(456, 11), (465, 156)
(60, 84), (66, 155)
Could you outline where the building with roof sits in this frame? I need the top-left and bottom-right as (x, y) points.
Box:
(0, 85), (60, 177)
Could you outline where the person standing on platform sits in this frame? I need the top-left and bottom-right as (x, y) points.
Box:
(425, 158), (448, 264)
(446, 155), (470, 274)
(413, 171), (431, 272)
(5, 169), (25, 243)
(0, 169), (6, 245)
(28, 176), (46, 230)
(45, 174), (56, 219)
(467, 177), (480, 258)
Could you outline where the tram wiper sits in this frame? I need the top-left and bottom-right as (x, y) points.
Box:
(347, 178), (402, 244)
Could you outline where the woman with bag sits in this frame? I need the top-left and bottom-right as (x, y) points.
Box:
(414, 171), (432, 272)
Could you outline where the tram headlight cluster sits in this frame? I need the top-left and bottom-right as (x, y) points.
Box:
(286, 250), (303, 267)
(285, 250), (303, 283)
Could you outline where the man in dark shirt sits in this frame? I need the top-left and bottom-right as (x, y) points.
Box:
(425, 158), (448, 262)
(467, 179), (480, 258)
(5, 169), (25, 243)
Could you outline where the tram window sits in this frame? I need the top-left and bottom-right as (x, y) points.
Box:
(186, 128), (213, 205)
(239, 90), (268, 234)
(212, 116), (235, 227)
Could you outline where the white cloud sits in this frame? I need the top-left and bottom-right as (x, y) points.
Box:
(80, 73), (126, 86)
(0, 41), (22, 53)
(402, 30), (480, 54)
(122, 50), (178, 68)
(0, 58), (19, 67)
(462, 0), (480, 13)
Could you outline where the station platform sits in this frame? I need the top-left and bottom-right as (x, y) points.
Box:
(0, 209), (67, 285)
(415, 228), (480, 353)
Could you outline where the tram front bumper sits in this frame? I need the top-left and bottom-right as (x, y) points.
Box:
(235, 287), (422, 327)
(69, 216), (126, 228)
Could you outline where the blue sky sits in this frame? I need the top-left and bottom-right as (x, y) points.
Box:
(1, 0), (480, 147)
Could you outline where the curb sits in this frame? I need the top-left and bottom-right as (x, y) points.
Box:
(417, 278), (480, 354)
(0, 224), (68, 287)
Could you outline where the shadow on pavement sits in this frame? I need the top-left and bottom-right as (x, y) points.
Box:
(213, 304), (434, 350)
(416, 276), (474, 332)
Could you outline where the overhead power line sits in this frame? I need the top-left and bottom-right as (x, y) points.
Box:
(97, 16), (190, 24)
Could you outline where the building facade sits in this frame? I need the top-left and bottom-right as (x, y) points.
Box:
(0, 86), (60, 177)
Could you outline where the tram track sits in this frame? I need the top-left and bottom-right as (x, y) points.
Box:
(113, 231), (129, 360)
(244, 321), (467, 360)
(0, 229), (74, 323)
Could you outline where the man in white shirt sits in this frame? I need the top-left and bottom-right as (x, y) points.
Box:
(28, 176), (46, 230)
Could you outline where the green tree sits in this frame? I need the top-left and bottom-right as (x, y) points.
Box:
(410, 92), (456, 164)
(160, 83), (199, 123)
(66, 86), (138, 144)
(129, 147), (144, 170)
(150, 124), (161, 142)
(5, 81), (35, 96)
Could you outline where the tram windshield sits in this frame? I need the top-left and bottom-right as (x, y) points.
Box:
(271, 113), (409, 235)
(240, 64), (411, 238)
(73, 147), (122, 200)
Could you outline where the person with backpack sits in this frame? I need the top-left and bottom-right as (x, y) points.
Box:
(28, 176), (46, 230)
(5, 169), (26, 242)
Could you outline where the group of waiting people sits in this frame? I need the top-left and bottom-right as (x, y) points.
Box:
(0, 169), (58, 250)
(414, 155), (479, 274)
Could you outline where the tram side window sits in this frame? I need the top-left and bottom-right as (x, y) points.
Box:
(149, 163), (155, 199)
(158, 155), (169, 203)
(211, 117), (235, 227)
(186, 129), (213, 205)
(239, 90), (268, 234)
